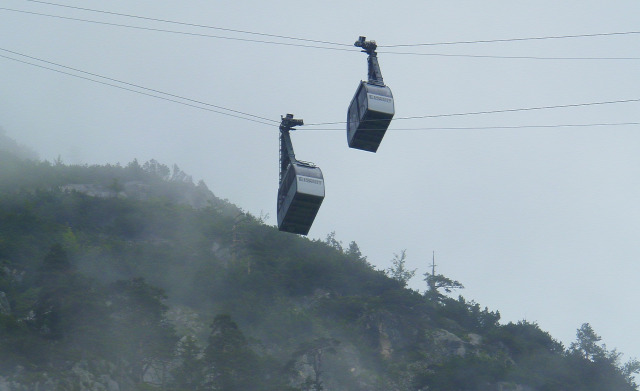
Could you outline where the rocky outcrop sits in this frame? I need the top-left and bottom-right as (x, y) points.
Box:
(497, 382), (535, 391)
(60, 184), (118, 198)
(60, 179), (223, 210)
(0, 362), (125, 391)
(432, 329), (468, 357)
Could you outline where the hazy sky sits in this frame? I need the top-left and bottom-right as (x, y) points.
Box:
(1, 0), (639, 365)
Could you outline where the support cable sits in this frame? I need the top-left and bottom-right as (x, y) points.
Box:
(0, 48), (278, 123)
(304, 99), (640, 126)
(21, 0), (351, 47)
(295, 122), (640, 132)
(0, 52), (276, 126)
(376, 50), (640, 60)
(2, 48), (639, 129)
(18, 0), (640, 49)
(0, 7), (354, 51)
(379, 31), (640, 47)
(1, 7), (638, 59)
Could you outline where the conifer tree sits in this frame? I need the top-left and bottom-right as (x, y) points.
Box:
(423, 255), (464, 302)
(203, 314), (259, 391)
(386, 249), (416, 287)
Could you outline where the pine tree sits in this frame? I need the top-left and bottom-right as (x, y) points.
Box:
(203, 314), (259, 391)
(385, 249), (416, 287)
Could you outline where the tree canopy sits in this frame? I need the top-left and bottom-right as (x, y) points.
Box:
(0, 148), (637, 391)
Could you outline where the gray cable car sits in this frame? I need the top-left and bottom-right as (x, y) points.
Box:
(347, 36), (395, 153)
(277, 114), (324, 235)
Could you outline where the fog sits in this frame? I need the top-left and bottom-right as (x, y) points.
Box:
(1, 0), (639, 368)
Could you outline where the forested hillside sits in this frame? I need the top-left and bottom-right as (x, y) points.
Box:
(1, 133), (638, 391)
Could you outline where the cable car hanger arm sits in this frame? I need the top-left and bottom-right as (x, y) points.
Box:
(279, 114), (303, 183)
(355, 36), (384, 86)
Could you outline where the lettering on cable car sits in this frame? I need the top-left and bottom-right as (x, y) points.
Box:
(299, 176), (322, 185)
(368, 94), (392, 103)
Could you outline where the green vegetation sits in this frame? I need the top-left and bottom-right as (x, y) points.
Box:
(0, 138), (638, 390)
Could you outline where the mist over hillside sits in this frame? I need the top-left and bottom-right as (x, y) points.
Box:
(0, 127), (38, 161)
(0, 134), (638, 391)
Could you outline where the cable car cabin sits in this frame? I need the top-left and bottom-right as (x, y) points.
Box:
(277, 162), (325, 235)
(347, 81), (395, 152)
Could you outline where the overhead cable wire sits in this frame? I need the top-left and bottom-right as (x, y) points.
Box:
(0, 47), (278, 124)
(395, 99), (640, 120)
(3, 48), (639, 129)
(0, 7), (354, 51)
(397, 122), (640, 131)
(2, 8), (639, 60)
(3, 54), (636, 133)
(17, 0), (640, 49)
(304, 99), (640, 126)
(20, 0), (351, 47)
(300, 122), (640, 131)
(376, 50), (640, 60)
(0, 53), (276, 126)
(380, 31), (640, 47)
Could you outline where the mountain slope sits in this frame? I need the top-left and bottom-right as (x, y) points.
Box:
(0, 147), (637, 391)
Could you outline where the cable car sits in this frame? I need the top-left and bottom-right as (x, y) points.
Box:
(277, 162), (324, 235)
(277, 114), (325, 235)
(347, 81), (394, 152)
(347, 36), (395, 153)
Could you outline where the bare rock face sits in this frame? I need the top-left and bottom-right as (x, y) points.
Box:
(0, 362), (124, 391)
(467, 333), (483, 346)
(61, 184), (119, 198)
(432, 329), (468, 357)
(497, 382), (535, 391)
(60, 179), (226, 211)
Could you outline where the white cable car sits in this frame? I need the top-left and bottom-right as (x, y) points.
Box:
(277, 162), (324, 235)
(347, 36), (395, 153)
(347, 81), (395, 152)
(277, 114), (325, 235)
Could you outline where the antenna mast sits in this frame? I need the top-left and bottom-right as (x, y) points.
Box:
(431, 251), (437, 276)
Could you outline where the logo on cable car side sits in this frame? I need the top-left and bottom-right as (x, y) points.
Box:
(368, 94), (392, 103)
(299, 177), (322, 185)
